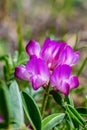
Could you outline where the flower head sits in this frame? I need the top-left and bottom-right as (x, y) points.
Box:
(50, 64), (79, 95)
(15, 38), (80, 94)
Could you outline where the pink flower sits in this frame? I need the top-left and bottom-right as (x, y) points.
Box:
(15, 38), (80, 93)
(15, 56), (50, 90)
(26, 38), (80, 70)
(50, 64), (79, 96)
(26, 38), (66, 70)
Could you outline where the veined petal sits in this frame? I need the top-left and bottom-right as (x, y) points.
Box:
(41, 37), (51, 51)
(59, 45), (80, 66)
(41, 39), (57, 62)
(71, 51), (80, 66)
(41, 39), (66, 70)
(26, 56), (50, 90)
(58, 81), (70, 96)
(51, 65), (72, 82)
(31, 75), (48, 90)
(69, 75), (79, 89)
(26, 40), (41, 57)
(51, 65), (72, 95)
(14, 65), (29, 80)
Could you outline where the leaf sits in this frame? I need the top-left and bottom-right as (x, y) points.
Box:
(76, 108), (87, 117)
(50, 90), (63, 106)
(67, 105), (86, 126)
(21, 91), (41, 130)
(9, 80), (24, 127)
(17, 20), (24, 55)
(42, 113), (65, 130)
(0, 81), (11, 128)
(77, 57), (87, 76)
(65, 95), (74, 106)
(18, 52), (28, 65)
(74, 33), (79, 50)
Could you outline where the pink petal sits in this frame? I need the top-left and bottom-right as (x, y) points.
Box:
(59, 45), (80, 66)
(26, 56), (50, 90)
(26, 40), (41, 57)
(14, 65), (29, 80)
(41, 39), (66, 70)
(71, 51), (80, 66)
(41, 38), (51, 51)
(51, 65), (72, 82)
(51, 65), (72, 95)
(58, 81), (70, 96)
(69, 75), (79, 89)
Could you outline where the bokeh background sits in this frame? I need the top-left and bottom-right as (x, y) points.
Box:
(0, 0), (87, 106)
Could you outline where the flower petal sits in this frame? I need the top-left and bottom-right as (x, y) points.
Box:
(26, 40), (41, 57)
(26, 56), (50, 90)
(41, 39), (66, 70)
(69, 75), (79, 89)
(14, 65), (29, 80)
(58, 81), (70, 96)
(72, 51), (80, 65)
(51, 65), (72, 95)
(59, 45), (80, 66)
(51, 65), (72, 82)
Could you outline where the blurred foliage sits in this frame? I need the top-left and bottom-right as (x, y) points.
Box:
(0, 40), (8, 55)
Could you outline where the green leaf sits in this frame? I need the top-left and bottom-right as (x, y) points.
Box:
(77, 57), (87, 76)
(21, 91), (41, 130)
(42, 113), (65, 130)
(74, 33), (79, 50)
(18, 52), (28, 65)
(9, 80), (24, 127)
(67, 105), (86, 126)
(0, 81), (11, 128)
(17, 20), (24, 55)
(76, 108), (87, 117)
(65, 95), (74, 106)
(50, 90), (63, 106)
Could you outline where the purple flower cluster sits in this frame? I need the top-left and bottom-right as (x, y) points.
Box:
(15, 38), (80, 95)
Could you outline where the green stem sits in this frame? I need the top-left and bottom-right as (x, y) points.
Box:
(41, 83), (50, 118)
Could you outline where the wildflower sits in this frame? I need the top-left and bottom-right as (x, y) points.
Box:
(26, 38), (80, 70)
(50, 64), (79, 96)
(15, 38), (80, 93)
(26, 38), (66, 70)
(15, 56), (50, 90)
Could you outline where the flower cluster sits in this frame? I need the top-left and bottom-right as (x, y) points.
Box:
(15, 38), (80, 95)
